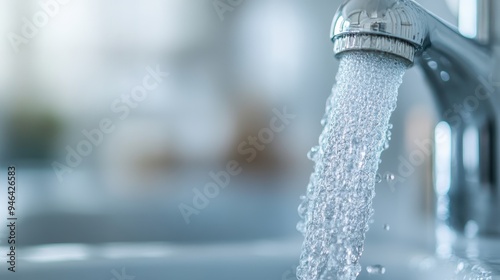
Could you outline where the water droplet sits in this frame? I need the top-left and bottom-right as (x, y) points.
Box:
(383, 141), (390, 150)
(298, 201), (308, 218)
(427, 61), (438, 70)
(321, 115), (328, 126)
(385, 173), (395, 182)
(440, 71), (450, 82)
(366, 265), (386, 275)
(306, 183), (316, 199)
(307, 146), (320, 161)
(375, 173), (382, 183)
(296, 221), (306, 233)
(384, 224), (390, 231)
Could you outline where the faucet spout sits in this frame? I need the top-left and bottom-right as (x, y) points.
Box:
(331, 0), (500, 236)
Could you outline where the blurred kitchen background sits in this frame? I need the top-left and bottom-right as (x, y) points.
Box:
(0, 0), (468, 279)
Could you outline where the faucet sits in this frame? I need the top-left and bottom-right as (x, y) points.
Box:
(331, 0), (500, 238)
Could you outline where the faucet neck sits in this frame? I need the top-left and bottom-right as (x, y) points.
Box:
(493, 0), (500, 46)
(455, 0), (491, 44)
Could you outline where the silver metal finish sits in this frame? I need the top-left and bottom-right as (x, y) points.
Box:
(474, 0), (491, 44)
(494, 0), (500, 46)
(331, 0), (426, 63)
(333, 34), (417, 63)
(331, 0), (500, 236)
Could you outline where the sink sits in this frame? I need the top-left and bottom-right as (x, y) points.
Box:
(3, 168), (498, 279)
(2, 239), (497, 280)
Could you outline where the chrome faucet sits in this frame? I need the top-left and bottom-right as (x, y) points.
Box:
(331, 0), (500, 237)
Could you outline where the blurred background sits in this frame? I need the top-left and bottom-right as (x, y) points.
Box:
(0, 0), (467, 279)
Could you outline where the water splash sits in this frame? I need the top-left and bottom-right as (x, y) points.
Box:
(296, 51), (407, 280)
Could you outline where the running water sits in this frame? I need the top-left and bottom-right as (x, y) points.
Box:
(296, 51), (407, 280)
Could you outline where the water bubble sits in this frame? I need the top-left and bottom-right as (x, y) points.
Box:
(366, 265), (386, 275)
(385, 173), (395, 182)
(383, 141), (390, 150)
(307, 146), (320, 161)
(375, 173), (382, 183)
(384, 224), (390, 231)
(320, 135), (330, 148)
(296, 221), (306, 234)
(384, 129), (392, 150)
(298, 201), (308, 218)
(306, 183), (316, 199)
(321, 115), (328, 126)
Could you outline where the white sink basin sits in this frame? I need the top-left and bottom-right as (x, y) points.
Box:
(1, 240), (497, 280)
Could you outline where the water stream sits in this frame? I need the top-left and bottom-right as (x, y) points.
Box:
(296, 51), (407, 280)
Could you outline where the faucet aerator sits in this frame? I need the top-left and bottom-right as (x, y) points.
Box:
(331, 0), (427, 64)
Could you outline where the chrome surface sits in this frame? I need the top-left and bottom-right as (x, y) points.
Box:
(474, 0), (491, 44)
(495, 0), (500, 46)
(331, 0), (500, 236)
(333, 34), (417, 63)
(331, 0), (426, 63)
